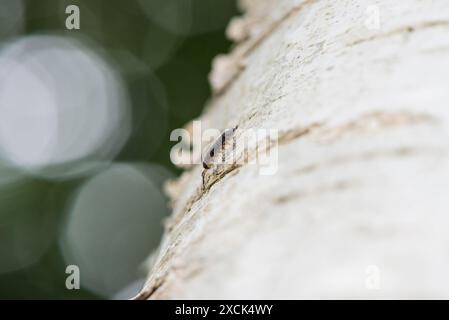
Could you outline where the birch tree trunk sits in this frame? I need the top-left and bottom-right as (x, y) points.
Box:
(137, 0), (449, 299)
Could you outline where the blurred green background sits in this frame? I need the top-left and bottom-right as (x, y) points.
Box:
(0, 0), (237, 299)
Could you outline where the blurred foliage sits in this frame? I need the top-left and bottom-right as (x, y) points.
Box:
(0, 0), (237, 299)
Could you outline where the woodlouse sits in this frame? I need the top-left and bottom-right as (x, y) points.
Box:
(201, 125), (238, 189)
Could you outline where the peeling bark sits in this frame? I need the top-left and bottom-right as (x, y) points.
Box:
(138, 0), (449, 299)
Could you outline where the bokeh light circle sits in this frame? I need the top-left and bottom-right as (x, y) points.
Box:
(0, 35), (131, 178)
(60, 163), (172, 297)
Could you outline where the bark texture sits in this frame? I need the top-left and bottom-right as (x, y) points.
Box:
(138, 0), (449, 299)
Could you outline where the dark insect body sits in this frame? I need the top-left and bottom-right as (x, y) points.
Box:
(201, 125), (238, 189)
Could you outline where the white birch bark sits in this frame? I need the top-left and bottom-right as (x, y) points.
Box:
(137, 0), (449, 299)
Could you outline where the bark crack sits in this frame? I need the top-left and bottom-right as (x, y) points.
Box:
(348, 20), (449, 47)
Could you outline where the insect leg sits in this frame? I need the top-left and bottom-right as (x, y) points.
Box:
(202, 170), (206, 191)
(221, 133), (226, 165)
